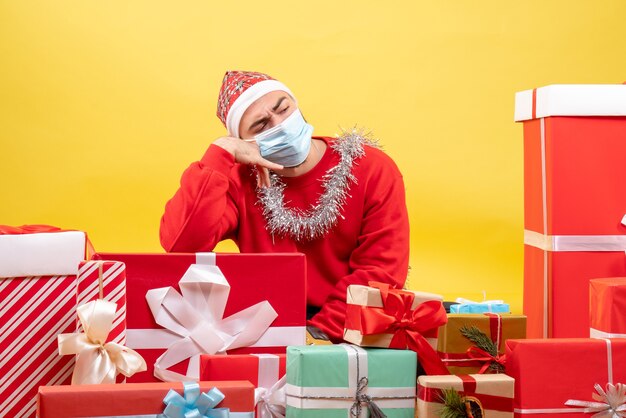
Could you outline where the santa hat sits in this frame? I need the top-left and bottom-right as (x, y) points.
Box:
(216, 70), (296, 138)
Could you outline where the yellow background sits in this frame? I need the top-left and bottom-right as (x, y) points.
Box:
(2, 1), (626, 313)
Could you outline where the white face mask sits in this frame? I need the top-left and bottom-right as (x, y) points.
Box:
(252, 109), (314, 167)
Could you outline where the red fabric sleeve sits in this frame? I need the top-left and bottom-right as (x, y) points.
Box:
(159, 144), (240, 252)
(308, 149), (410, 341)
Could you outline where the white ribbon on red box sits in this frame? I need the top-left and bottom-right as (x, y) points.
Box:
(127, 253), (281, 382)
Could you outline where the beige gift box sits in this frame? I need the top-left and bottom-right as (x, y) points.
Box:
(416, 374), (514, 418)
(343, 284), (444, 349)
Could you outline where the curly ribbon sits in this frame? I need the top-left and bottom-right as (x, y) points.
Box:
(350, 377), (387, 418)
(357, 282), (449, 375)
(255, 375), (287, 418)
(58, 299), (146, 384)
(146, 257), (278, 381)
(565, 383), (626, 417)
(345, 345), (385, 418)
(162, 382), (230, 418)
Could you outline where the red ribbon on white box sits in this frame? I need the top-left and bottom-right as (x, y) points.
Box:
(254, 354), (286, 418)
(131, 253), (279, 382)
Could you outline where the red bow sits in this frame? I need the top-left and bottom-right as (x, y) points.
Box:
(358, 282), (449, 375)
(466, 346), (507, 374)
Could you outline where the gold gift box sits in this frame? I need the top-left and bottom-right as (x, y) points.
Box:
(437, 314), (526, 374)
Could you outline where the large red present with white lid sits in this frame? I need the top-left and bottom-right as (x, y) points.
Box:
(92, 252), (307, 382)
(515, 84), (626, 338)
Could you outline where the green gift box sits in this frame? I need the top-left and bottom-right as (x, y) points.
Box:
(285, 345), (416, 418)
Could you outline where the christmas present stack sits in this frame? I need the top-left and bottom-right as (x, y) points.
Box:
(343, 281), (449, 375)
(514, 84), (626, 338)
(0, 225), (138, 417)
(0, 225), (88, 417)
(421, 298), (524, 417)
(503, 83), (626, 418)
(342, 281), (522, 417)
(30, 250), (308, 417)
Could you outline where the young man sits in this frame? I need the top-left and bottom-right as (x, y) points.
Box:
(160, 70), (409, 342)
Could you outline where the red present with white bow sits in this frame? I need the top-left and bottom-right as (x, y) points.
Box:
(92, 252), (307, 382)
(590, 277), (626, 339)
(515, 84), (626, 338)
(506, 338), (626, 417)
(343, 281), (449, 375)
(200, 354), (286, 418)
(0, 225), (87, 418)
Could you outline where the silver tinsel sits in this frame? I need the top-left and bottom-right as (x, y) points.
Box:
(257, 128), (379, 241)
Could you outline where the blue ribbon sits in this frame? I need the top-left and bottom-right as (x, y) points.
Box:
(450, 302), (510, 314)
(163, 382), (231, 418)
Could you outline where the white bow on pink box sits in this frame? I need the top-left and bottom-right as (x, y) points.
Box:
(145, 254), (278, 382)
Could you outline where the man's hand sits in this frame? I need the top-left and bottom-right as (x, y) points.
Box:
(213, 136), (283, 188)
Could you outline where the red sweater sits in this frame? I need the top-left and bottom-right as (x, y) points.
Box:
(159, 136), (410, 341)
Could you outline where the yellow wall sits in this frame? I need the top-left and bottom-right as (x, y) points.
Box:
(2, 1), (626, 313)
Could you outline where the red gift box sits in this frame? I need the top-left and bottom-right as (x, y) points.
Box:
(201, 354), (286, 417)
(590, 277), (626, 338)
(515, 84), (626, 338)
(92, 252), (307, 382)
(0, 226), (88, 418)
(37, 380), (255, 417)
(506, 338), (626, 417)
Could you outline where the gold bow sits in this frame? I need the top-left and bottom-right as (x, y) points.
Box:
(58, 299), (146, 384)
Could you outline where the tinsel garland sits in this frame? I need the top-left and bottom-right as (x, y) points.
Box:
(257, 129), (379, 241)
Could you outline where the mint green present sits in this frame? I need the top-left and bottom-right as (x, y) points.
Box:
(285, 344), (416, 418)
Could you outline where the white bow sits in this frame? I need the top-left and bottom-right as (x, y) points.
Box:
(255, 376), (287, 418)
(146, 262), (278, 381)
(58, 299), (146, 384)
(565, 383), (626, 418)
